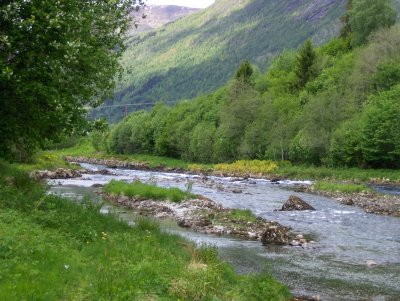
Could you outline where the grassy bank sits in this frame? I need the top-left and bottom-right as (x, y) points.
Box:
(104, 180), (195, 203)
(312, 181), (373, 194)
(50, 139), (203, 170)
(0, 159), (291, 300)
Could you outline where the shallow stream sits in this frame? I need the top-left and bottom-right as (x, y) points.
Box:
(48, 164), (400, 300)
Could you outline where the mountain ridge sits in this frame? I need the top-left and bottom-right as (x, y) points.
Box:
(130, 4), (200, 34)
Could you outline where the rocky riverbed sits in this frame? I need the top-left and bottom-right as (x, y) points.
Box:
(64, 156), (186, 173)
(47, 162), (400, 300)
(30, 167), (115, 180)
(303, 186), (400, 217)
(60, 156), (400, 218)
(103, 192), (312, 247)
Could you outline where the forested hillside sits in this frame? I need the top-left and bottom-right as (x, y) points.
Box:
(93, 0), (351, 121)
(100, 0), (400, 169)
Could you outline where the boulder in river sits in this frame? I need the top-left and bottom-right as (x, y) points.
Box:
(261, 226), (293, 245)
(280, 195), (315, 211)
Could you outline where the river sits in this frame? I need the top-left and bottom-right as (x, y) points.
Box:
(47, 163), (400, 301)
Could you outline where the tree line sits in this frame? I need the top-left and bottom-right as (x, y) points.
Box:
(100, 0), (400, 169)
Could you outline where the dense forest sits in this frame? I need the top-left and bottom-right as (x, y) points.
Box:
(91, 0), (350, 122)
(99, 0), (400, 169)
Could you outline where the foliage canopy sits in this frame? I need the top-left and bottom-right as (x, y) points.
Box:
(349, 0), (397, 46)
(104, 22), (400, 169)
(0, 0), (142, 160)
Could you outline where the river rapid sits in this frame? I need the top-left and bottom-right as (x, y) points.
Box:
(47, 163), (400, 301)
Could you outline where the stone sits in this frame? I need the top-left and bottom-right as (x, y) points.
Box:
(261, 226), (292, 245)
(341, 198), (355, 206)
(98, 169), (113, 175)
(366, 260), (378, 268)
(280, 195), (315, 211)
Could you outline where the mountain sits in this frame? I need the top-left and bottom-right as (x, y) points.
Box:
(129, 5), (200, 34)
(93, 0), (398, 122)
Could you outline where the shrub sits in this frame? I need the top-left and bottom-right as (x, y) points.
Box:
(214, 160), (278, 175)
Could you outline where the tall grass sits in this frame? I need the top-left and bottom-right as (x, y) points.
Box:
(104, 180), (195, 203)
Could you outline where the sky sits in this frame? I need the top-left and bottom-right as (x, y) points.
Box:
(146, 0), (215, 8)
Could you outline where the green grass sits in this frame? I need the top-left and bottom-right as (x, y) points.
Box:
(51, 138), (99, 158)
(230, 209), (258, 223)
(16, 152), (76, 172)
(104, 180), (195, 203)
(312, 181), (373, 194)
(0, 158), (291, 300)
(277, 164), (400, 183)
(210, 209), (258, 229)
(51, 139), (213, 171)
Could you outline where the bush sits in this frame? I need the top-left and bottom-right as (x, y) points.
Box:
(214, 160), (278, 175)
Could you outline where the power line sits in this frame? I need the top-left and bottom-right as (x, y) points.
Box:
(91, 100), (180, 110)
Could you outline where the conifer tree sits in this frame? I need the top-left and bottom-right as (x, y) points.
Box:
(294, 39), (316, 88)
(235, 60), (253, 85)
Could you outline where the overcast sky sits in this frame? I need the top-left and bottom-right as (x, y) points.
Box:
(147, 0), (215, 8)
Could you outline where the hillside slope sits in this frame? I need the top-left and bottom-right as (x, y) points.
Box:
(94, 0), (399, 122)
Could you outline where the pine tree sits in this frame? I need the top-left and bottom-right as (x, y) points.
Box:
(294, 39), (316, 88)
(235, 60), (253, 85)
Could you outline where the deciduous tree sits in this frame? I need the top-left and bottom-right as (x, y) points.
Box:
(349, 0), (396, 47)
(0, 0), (143, 160)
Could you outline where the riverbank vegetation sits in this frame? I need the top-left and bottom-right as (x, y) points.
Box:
(43, 139), (400, 183)
(104, 180), (195, 203)
(102, 0), (399, 171)
(0, 159), (291, 300)
(312, 181), (372, 194)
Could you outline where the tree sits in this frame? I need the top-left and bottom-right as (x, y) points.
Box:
(235, 60), (253, 85)
(340, 0), (353, 38)
(349, 0), (397, 47)
(294, 39), (317, 88)
(0, 0), (143, 160)
(359, 85), (400, 168)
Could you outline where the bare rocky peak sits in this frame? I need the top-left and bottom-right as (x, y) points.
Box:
(130, 5), (200, 34)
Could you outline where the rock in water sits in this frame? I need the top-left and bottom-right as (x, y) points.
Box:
(281, 195), (315, 211)
(261, 226), (292, 245)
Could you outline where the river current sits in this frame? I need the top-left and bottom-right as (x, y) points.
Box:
(48, 163), (400, 301)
